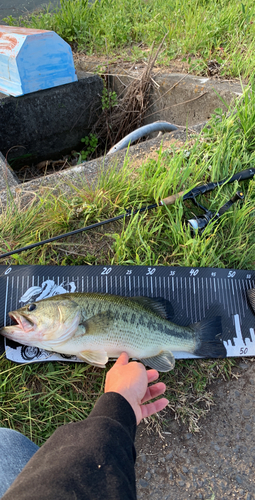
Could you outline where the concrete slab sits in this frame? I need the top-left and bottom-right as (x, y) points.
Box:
(0, 73), (103, 165)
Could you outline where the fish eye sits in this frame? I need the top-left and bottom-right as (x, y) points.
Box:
(27, 303), (36, 312)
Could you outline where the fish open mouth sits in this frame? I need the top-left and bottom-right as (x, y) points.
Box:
(9, 312), (35, 332)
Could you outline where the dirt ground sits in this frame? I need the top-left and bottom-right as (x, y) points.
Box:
(135, 360), (255, 500)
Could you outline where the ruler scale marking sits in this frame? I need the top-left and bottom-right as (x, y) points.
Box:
(237, 279), (245, 318)
(201, 277), (205, 318)
(206, 277), (209, 310)
(10, 276), (14, 321)
(163, 276), (166, 302)
(189, 278), (194, 324)
(210, 277), (213, 306)
(193, 279), (197, 323)
(231, 279), (238, 317)
(185, 277), (189, 319)
(221, 278), (226, 310)
(16, 276), (19, 311)
(234, 279), (243, 324)
(242, 280), (249, 310)
(228, 279), (235, 315)
(150, 276), (153, 296)
(181, 277), (184, 310)
(224, 279), (230, 316)
(197, 278), (201, 321)
(4, 276), (9, 327)
(176, 277), (179, 304)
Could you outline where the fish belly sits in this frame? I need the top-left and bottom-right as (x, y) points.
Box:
(59, 320), (196, 360)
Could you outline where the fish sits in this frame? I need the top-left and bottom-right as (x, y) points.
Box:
(247, 287), (255, 314)
(0, 293), (226, 372)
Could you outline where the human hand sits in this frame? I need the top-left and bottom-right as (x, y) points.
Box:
(104, 352), (169, 424)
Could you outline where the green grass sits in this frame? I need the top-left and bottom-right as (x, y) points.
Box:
(0, 81), (254, 439)
(0, 357), (104, 445)
(4, 0), (255, 79)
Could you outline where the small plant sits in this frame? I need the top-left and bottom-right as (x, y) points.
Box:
(188, 57), (208, 75)
(78, 133), (98, 162)
(102, 87), (118, 111)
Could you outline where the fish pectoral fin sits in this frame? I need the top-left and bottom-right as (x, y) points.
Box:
(140, 351), (175, 372)
(81, 311), (115, 335)
(78, 349), (108, 368)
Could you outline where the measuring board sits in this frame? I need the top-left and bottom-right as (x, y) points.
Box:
(0, 264), (254, 364)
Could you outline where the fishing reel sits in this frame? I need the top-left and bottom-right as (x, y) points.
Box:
(187, 191), (244, 234)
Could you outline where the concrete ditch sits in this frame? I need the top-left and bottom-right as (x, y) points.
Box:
(0, 69), (243, 207)
(109, 70), (242, 127)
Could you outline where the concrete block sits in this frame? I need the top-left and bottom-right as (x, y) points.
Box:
(0, 25), (77, 96)
(0, 151), (19, 194)
(0, 74), (104, 165)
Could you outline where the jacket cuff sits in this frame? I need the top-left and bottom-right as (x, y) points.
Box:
(89, 392), (137, 440)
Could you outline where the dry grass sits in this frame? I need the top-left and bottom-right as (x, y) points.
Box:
(93, 38), (167, 152)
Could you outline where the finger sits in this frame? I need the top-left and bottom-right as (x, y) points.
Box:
(146, 369), (159, 384)
(114, 352), (129, 366)
(141, 382), (166, 404)
(140, 398), (169, 420)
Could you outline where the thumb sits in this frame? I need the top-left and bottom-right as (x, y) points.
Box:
(115, 352), (129, 366)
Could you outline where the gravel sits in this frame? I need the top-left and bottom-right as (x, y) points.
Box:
(135, 360), (255, 499)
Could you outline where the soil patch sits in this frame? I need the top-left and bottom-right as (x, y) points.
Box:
(135, 360), (255, 499)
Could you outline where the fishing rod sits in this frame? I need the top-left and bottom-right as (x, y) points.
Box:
(0, 167), (254, 259)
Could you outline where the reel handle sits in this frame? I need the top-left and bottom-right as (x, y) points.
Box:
(218, 191), (244, 216)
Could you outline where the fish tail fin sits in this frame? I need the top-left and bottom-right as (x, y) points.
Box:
(247, 288), (255, 314)
(192, 316), (226, 358)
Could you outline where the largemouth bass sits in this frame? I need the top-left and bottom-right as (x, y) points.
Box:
(0, 293), (226, 371)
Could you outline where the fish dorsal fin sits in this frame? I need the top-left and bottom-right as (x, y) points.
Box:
(81, 311), (115, 335)
(129, 297), (174, 320)
(247, 288), (255, 314)
(78, 349), (108, 367)
(140, 350), (175, 372)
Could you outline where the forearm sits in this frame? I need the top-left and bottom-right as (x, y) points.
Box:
(2, 393), (137, 500)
